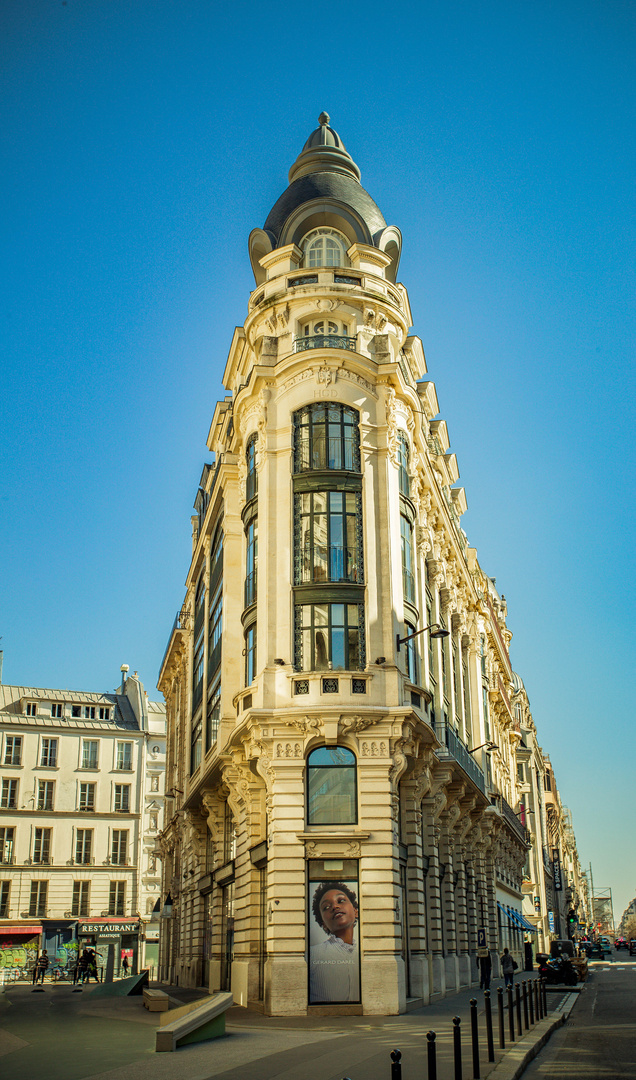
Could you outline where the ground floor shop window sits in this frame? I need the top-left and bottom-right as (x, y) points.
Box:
(308, 859), (360, 1005)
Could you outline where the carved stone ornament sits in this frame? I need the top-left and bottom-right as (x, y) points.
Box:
(275, 741), (303, 758)
(237, 453), (247, 503)
(305, 838), (362, 859)
(290, 714), (323, 736)
(338, 714), (377, 736)
(385, 386), (399, 465)
(316, 366), (335, 385)
(265, 303), (290, 334)
(360, 740), (388, 757)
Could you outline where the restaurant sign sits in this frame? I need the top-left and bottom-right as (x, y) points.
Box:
(78, 922), (139, 934)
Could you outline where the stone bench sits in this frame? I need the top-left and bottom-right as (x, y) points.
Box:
(143, 987), (170, 1011)
(155, 991), (233, 1052)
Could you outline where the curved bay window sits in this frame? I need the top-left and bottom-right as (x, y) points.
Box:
(400, 514), (415, 606)
(397, 432), (410, 497)
(245, 518), (258, 607)
(301, 227), (348, 268)
(208, 523), (223, 681)
(245, 434), (258, 502)
(192, 574), (206, 711)
(293, 404), (360, 474)
(206, 679), (221, 751)
(295, 602), (364, 672)
(404, 620), (419, 685)
(190, 716), (202, 774)
(294, 491), (362, 584)
(307, 746), (357, 825)
(245, 623), (257, 686)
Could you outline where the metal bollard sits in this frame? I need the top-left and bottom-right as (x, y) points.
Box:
(497, 986), (505, 1049)
(390, 1049), (402, 1080)
(538, 978), (544, 1020)
(470, 998), (480, 1079)
(515, 983), (522, 1036)
(522, 980), (529, 1030)
(507, 985), (515, 1042)
(453, 1016), (463, 1080)
(427, 1031), (437, 1080)
(542, 978), (547, 1015)
(528, 978), (534, 1025)
(484, 990), (495, 1062)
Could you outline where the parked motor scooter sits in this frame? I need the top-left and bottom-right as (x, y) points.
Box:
(537, 952), (578, 986)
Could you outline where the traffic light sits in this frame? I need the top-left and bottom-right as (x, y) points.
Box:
(568, 910), (576, 925)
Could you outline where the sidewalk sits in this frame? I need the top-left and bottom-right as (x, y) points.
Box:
(0, 975), (580, 1080)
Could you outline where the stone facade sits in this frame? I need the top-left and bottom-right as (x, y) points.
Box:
(157, 115), (585, 1013)
(0, 667), (165, 974)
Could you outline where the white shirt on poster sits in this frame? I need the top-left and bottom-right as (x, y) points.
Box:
(309, 932), (359, 1003)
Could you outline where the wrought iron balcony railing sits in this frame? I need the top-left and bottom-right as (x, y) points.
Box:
(294, 334), (357, 353)
(441, 725), (486, 794)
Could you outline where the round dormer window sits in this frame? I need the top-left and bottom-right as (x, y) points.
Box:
(301, 228), (348, 269)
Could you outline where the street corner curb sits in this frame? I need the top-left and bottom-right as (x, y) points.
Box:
(485, 1014), (566, 1080)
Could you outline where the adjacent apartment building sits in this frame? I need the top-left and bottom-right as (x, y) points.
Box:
(157, 114), (587, 1014)
(0, 665), (165, 975)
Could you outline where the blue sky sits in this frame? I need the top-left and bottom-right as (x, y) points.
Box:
(1, 1), (634, 920)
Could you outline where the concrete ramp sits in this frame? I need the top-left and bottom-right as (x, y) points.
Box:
(156, 991), (233, 1052)
(86, 969), (149, 997)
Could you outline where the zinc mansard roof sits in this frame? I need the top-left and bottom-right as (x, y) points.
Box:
(0, 683), (146, 730)
(262, 112), (387, 245)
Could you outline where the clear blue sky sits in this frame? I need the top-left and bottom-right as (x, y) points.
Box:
(1, 1), (634, 921)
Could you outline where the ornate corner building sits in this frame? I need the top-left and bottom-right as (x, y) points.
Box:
(157, 115), (585, 1014)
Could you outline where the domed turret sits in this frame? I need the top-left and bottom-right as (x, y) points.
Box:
(288, 112), (362, 184)
(249, 114), (401, 284)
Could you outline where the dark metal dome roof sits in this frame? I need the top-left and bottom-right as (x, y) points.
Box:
(263, 169), (386, 245)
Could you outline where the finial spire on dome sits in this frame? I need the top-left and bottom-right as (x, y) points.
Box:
(288, 113), (361, 184)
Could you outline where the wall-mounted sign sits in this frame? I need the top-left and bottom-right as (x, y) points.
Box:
(552, 849), (562, 891)
(548, 910), (555, 932)
(78, 922), (139, 934)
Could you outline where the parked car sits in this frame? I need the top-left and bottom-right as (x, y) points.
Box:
(582, 941), (603, 959)
(629, 939), (636, 956)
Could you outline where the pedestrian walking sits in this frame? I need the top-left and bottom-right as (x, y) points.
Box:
(32, 950), (49, 985)
(477, 951), (492, 989)
(77, 949), (90, 984)
(500, 947), (517, 988)
(122, 955), (129, 976)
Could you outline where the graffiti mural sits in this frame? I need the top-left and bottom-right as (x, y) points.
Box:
(0, 937), (39, 970)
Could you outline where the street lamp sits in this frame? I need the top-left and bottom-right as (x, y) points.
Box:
(396, 623), (449, 652)
(468, 741), (499, 754)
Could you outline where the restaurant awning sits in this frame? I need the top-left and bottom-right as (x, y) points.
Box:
(0, 925), (43, 934)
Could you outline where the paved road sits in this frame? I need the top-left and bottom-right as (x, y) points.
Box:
(525, 951), (636, 1078)
(0, 974), (568, 1080)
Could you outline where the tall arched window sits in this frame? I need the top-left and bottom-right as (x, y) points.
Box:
(307, 746), (357, 825)
(246, 434), (258, 502)
(293, 403), (360, 473)
(397, 433), (410, 497)
(301, 228), (348, 268)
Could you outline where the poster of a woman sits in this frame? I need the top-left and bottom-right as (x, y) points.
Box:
(309, 880), (360, 1003)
